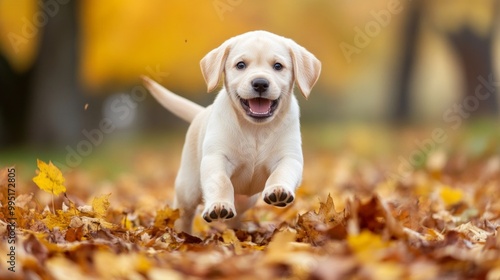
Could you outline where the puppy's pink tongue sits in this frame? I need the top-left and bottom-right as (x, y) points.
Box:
(248, 98), (271, 114)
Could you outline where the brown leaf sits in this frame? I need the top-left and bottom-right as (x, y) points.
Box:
(23, 234), (49, 263)
(348, 195), (407, 239)
(65, 226), (84, 242)
(297, 194), (347, 244)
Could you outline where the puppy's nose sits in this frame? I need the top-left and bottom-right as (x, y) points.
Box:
(251, 78), (269, 93)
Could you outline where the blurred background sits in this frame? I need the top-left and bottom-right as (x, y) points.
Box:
(0, 0), (499, 176)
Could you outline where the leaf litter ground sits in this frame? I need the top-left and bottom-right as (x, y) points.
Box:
(1, 123), (500, 279)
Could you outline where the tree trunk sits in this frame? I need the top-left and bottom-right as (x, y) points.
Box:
(27, 0), (85, 146)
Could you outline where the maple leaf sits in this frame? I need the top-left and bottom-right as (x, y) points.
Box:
(153, 207), (179, 229)
(297, 194), (347, 244)
(32, 159), (66, 195)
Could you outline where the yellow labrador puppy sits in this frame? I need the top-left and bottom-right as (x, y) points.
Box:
(143, 30), (321, 233)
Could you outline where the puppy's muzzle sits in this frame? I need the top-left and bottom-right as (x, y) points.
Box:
(252, 78), (269, 94)
(239, 78), (279, 120)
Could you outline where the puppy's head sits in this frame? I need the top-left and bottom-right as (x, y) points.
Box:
(200, 30), (321, 123)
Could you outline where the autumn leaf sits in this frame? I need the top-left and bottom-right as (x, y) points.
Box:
(296, 194), (347, 244)
(347, 230), (391, 262)
(222, 229), (243, 255)
(439, 186), (464, 207)
(4, 123), (500, 279)
(153, 207), (179, 229)
(92, 194), (111, 218)
(264, 229), (297, 263)
(32, 159), (66, 195)
(43, 209), (75, 230)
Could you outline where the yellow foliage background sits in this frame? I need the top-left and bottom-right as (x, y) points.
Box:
(1, 0), (498, 98)
(0, 0), (39, 72)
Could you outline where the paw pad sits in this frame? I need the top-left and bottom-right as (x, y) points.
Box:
(202, 203), (235, 223)
(263, 187), (295, 207)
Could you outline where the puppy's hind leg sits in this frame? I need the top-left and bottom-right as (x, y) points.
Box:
(173, 172), (201, 234)
(225, 194), (259, 229)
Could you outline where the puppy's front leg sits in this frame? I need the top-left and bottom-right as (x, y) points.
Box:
(263, 157), (303, 207)
(200, 154), (236, 222)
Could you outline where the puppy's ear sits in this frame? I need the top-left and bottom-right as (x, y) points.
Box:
(200, 39), (233, 93)
(289, 41), (321, 99)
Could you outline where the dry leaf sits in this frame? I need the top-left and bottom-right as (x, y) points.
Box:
(3, 124), (500, 279)
(92, 194), (111, 218)
(153, 207), (179, 229)
(439, 186), (464, 207)
(347, 230), (391, 262)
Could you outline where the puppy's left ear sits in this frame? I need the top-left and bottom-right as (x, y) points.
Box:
(289, 42), (321, 99)
(200, 38), (234, 93)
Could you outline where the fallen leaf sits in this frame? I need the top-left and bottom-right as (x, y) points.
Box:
(65, 226), (84, 242)
(440, 186), (463, 207)
(347, 230), (391, 262)
(92, 194), (111, 218)
(297, 194), (347, 244)
(153, 207), (179, 229)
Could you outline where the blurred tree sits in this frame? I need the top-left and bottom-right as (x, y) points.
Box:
(0, 0), (84, 147)
(0, 0), (38, 147)
(0, 53), (35, 146)
(445, 21), (499, 115)
(392, 0), (422, 121)
(425, 0), (498, 116)
(27, 0), (85, 146)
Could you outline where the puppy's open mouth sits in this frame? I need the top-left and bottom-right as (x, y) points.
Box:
(239, 97), (279, 119)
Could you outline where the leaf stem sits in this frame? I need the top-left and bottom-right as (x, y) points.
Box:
(51, 194), (55, 213)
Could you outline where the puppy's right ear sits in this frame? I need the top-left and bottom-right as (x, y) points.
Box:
(200, 38), (233, 93)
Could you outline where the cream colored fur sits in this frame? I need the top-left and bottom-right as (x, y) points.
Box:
(143, 30), (321, 233)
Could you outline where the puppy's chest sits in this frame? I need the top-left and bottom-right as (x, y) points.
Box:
(229, 136), (277, 194)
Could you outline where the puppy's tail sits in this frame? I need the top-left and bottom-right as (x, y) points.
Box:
(142, 76), (204, 123)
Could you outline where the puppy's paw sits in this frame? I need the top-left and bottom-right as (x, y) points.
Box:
(202, 202), (236, 223)
(262, 186), (295, 207)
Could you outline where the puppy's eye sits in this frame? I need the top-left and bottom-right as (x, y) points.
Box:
(236, 61), (246, 70)
(273, 63), (283, 71)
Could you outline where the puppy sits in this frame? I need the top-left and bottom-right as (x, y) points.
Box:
(143, 30), (321, 233)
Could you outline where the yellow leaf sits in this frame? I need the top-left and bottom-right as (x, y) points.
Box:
(347, 230), (390, 262)
(439, 186), (463, 207)
(43, 210), (73, 230)
(121, 216), (134, 230)
(135, 254), (152, 274)
(92, 194), (111, 218)
(32, 159), (66, 195)
(265, 229), (297, 263)
(222, 229), (243, 255)
(366, 262), (405, 280)
(153, 208), (179, 228)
